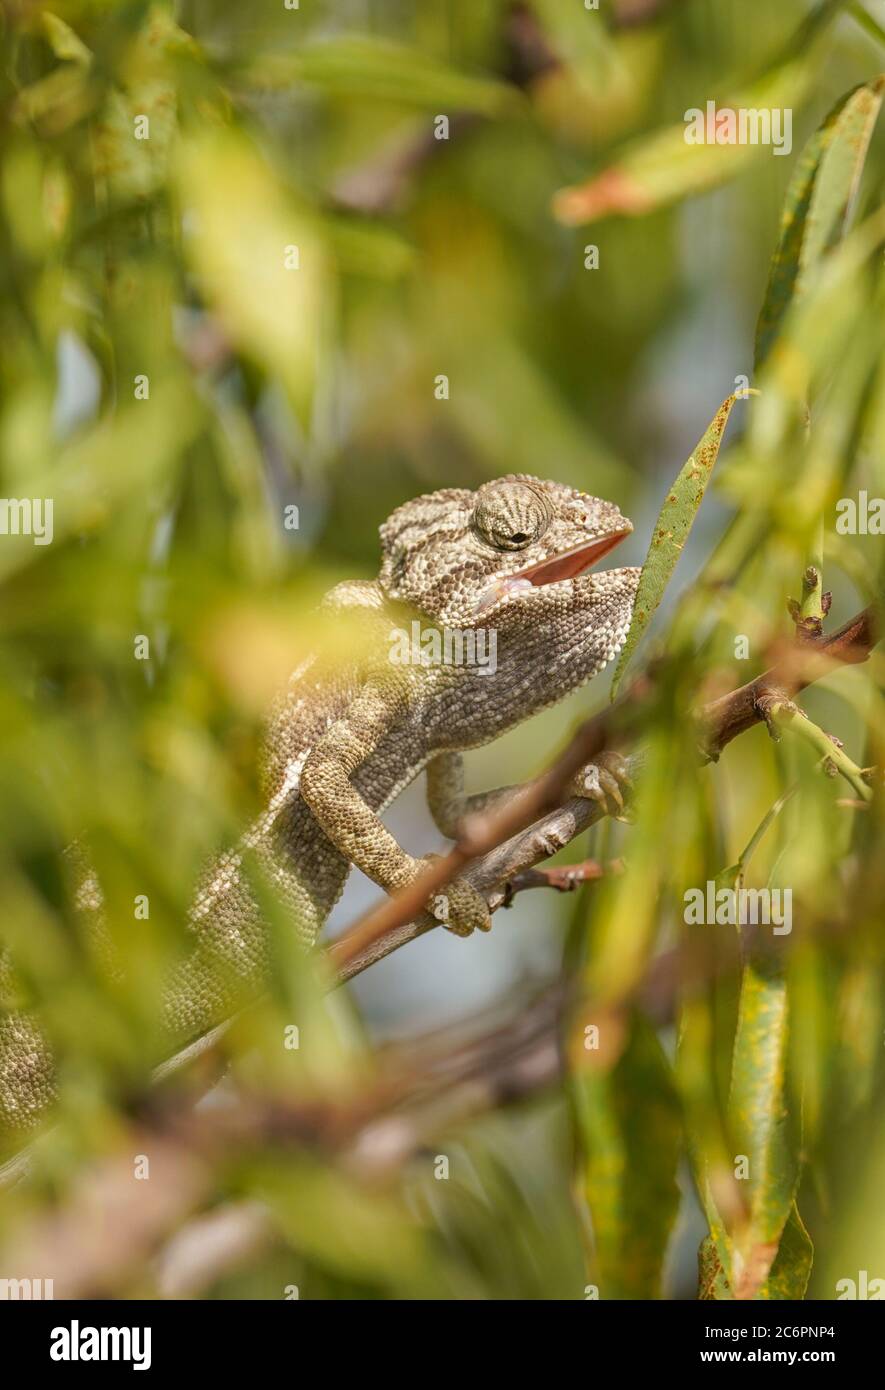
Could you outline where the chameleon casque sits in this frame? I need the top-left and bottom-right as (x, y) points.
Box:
(0, 475), (639, 1147)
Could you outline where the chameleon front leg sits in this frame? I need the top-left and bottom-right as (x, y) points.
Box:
(426, 751), (521, 837)
(426, 749), (632, 837)
(300, 684), (490, 936)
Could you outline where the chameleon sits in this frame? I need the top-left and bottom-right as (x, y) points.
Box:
(0, 474), (639, 1148)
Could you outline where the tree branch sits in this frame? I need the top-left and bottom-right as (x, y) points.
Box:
(1, 606), (877, 1188)
(330, 604), (879, 974)
(699, 605), (877, 756)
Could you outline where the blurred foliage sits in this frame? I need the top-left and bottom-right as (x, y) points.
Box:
(1, 0), (885, 1301)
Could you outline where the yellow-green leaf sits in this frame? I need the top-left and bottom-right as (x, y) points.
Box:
(728, 946), (798, 1298)
(755, 76), (885, 367)
(177, 131), (332, 428)
(610, 391), (752, 698)
(42, 13), (92, 65)
(572, 1013), (681, 1299)
(553, 61), (812, 226)
(235, 37), (515, 115)
(699, 1204), (812, 1299)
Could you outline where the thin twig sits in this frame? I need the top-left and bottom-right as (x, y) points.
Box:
(502, 857), (623, 903)
(699, 606), (877, 756)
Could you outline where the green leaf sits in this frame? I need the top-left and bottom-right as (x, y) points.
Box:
(177, 131), (333, 427)
(698, 1233), (733, 1300)
(691, 807), (808, 1301)
(235, 37), (515, 115)
(552, 0), (844, 226)
(258, 1155), (445, 1297)
(609, 391), (752, 698)
(326, 215), (415, 280)
(699, 1204), (812, 1299)
(572, 1013), (681, 1299)
(762, 1205), (814, 1299)
(755, 75), (885, 367)
(553, 61), (813, 225)
(0, 381), (202, 583)
(42, 13), (92, 65)
(728, 946), (798, 1298)
(680, 992), (746, 1293)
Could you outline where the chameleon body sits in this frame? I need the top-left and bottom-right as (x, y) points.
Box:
(0, 475), (639, 1146)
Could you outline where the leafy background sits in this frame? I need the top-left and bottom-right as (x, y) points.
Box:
(0, 0), (884, 1300)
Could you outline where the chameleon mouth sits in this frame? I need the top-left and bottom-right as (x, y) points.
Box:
(517, 526), (632, 586)
(474, 526), (632, 614)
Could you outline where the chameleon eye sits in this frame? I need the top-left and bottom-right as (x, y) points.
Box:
(472, 483), (549, 551)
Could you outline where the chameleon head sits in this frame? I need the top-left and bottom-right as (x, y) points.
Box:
(378, 475), (640, 684)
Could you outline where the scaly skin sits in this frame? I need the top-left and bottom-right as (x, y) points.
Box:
(0, 475), (639, 1147)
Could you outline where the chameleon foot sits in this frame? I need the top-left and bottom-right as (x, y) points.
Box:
(568, 750), (633, 820)
(409, 854), (492, 936)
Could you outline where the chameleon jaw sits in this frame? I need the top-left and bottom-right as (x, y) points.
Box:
(473, 526), (632, 615)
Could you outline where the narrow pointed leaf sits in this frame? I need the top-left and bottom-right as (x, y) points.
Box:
(553, 63), (811, 226)
(610, 391), (751, 698)
(572, 1013), (681, 1299)
(177, 131), (332, 428)
(235, 37), (514, 114)
(755, 75), (885, 367)
(552, 0), (842, 226)
(699, 1204), (812, 1299)
(728, 946), (798, 1298)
